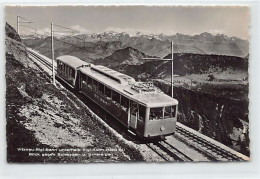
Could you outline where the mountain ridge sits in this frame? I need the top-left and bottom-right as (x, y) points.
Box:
(94, 46), (150, 67)
(22, 31), (249, 61)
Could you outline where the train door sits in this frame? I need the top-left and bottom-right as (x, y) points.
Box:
(76, 71), (81, 90)
(136, 104), (145, 135)
(129, 100), (138, 130)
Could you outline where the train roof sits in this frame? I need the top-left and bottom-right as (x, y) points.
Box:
(56, 55), (89, 69)
(79, 65), (178, 107)
(134, 93), (178, 108)
(91, 65), (135, 85)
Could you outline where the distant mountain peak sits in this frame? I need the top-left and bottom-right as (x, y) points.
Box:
(200, 32), (213, 37)
(95, 46), (149, 67)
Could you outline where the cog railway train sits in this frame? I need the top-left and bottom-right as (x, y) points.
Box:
(56, 55), (178, 139)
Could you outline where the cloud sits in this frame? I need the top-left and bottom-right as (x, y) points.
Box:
(38, 27), (51, 35)
(35, 25), (90, 36)
(71, 25), (90, 34)
(19, 27), (51, 36)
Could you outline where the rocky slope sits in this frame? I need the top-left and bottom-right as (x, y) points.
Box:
(5, 22), (21, 42)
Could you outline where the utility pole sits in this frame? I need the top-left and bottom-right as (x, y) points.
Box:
(17, 14), (19, 34)
(171, 41), (174, 98)
(50, 23), (79, 86)
(142, 41), (175, 98)
(51, 22), (56, 85)
(16, 15), (33, 35)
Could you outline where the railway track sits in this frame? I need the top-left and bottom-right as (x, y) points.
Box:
(146, 140), (193, 162)
(175, 125), (244, 161)
(27, 49), (249, 162)
(27, 50), (55, 71)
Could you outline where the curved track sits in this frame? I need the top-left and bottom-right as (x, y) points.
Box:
(27, 50), (56, 71)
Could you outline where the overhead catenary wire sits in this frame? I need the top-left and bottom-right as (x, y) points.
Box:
(53, 23), (79, 33)
(17, 15), (33, 34)
(19, 25), (51, 36)
(18, 15), (33, 23)
(19, 28), (42, 36)
(19, 25), (36, 29)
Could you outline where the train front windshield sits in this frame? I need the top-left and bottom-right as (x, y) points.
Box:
(149, 106), (176, 120)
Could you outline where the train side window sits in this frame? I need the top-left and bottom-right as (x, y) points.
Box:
(71, 69), (75, 78)
(171, 105), (177, 117)
(164, 106), (172, 118)
(64, 65), (66, 73)
(130, 101), (138, 115)
(112, 90), (120, 104)
(65, 65), (68, 75)
(164, 106), (177, 118)
(98, 83), (104, 94)
(59, 62), (62, 70)
(82, 74), (86, 85)
(68, 68), (71, 77)
(61, 63), (64, 72)
(87, 76), (93, 89)
(150, 107), (163, 120)
(57, 61), (60, 70)
(121, 95), (129, 111)
(93, 79), (98, 91)
(105, 86), (111, 99)
(139, 105), (146, 122)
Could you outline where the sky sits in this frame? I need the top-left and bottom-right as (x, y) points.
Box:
(5, 6), (249, 40)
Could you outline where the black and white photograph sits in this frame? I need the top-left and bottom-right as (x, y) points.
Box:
(5, 5), (250, 163)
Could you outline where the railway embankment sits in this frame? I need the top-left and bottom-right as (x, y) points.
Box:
(154, 80), (249, 156)
(5, 24), (145, 162)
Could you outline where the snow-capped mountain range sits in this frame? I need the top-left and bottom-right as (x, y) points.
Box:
(22, 31), (249, 58)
